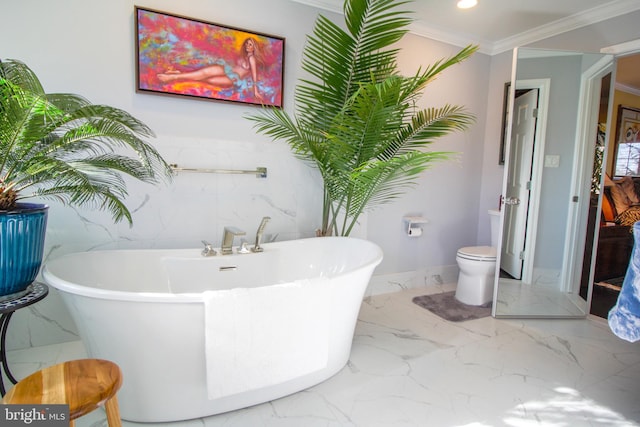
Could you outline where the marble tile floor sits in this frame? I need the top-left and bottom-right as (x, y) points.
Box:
(495, 279), (587, 317)
(5, 284), (640, 426)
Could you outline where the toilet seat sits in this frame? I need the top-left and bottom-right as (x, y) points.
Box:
(457, 246), (497, 262)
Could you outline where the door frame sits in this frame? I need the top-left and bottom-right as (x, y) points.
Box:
(562, 55), (615, 297)
(562, 39), (640, 300)
(574, 39), (640, 309)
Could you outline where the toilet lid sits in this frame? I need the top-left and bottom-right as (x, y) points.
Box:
(457, 246), (497, 261)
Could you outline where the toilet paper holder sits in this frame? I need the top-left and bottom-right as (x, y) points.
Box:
(403, 216), (428, 237)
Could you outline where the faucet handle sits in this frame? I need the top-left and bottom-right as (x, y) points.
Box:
(201, 240), (217, 257)
(238, 239), (251, 254)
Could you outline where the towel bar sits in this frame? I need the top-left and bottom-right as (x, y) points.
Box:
(170, 164), (267, 178)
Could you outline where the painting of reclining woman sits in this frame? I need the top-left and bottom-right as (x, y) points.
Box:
(136, 7), (285, 107)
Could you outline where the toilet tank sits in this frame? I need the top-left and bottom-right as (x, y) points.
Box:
(488, 209), (501, 247)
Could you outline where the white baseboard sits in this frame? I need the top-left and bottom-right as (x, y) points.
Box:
(366, 265), (459, 297)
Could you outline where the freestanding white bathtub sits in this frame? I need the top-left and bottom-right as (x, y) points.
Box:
(42, 237), (382, 422)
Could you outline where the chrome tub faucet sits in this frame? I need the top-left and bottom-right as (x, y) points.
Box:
(252, 216), (271, 253)
(221, 226), (246, 255)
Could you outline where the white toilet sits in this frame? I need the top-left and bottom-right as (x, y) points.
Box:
(454, 209), (501, 306)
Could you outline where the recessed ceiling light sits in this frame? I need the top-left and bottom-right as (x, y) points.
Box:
(457, 0), (477, 9)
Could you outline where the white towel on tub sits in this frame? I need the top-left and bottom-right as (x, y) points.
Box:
(203, 277), (330, 400)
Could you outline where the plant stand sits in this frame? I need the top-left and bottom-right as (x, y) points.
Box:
(0, 282), (48, 395)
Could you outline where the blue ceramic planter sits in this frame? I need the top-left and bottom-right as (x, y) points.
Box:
(0, 203), (48, 299)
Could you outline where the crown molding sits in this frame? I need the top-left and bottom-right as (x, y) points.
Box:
(601, 39), (640, 55)
(491, 0), (640, 55)
(288, 0), (494, 54)
(289, 0), (640, 56)
(291, 0), (342, 14)
(616, 82), (640, 97)
(407, 22), (494, 55)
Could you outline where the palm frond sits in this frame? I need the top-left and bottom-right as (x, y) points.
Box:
(299, 0), (410, 120)
(0, 59), (45, 94)
(0, 58), (172, 223)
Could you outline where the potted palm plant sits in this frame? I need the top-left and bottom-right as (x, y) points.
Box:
(250, 0), (477, 236)
(0, 59), (171, 298)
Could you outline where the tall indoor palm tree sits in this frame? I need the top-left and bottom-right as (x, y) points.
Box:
(250, 0), (477, 236)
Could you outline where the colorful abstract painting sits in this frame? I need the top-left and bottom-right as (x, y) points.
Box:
(135, 7), (284, 107)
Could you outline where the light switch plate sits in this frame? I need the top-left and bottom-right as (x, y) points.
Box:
(544, 154), (560, 168)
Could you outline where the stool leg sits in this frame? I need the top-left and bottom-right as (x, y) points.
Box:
(69, 420), (75, 427)
(104, 395), (122, 427)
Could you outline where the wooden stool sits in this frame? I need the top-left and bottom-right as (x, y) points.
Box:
(1, 358), (123, 427)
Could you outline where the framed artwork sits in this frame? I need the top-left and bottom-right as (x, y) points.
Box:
(613, 105), (640, 177)
(135, 7), (285, 107)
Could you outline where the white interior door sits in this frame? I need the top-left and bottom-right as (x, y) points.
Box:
(501, 89), (539, 279)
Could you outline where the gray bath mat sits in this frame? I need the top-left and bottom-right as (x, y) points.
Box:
(412, 291), (492, 322)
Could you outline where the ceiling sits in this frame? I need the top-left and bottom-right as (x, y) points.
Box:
(617, 55), (640, 92)
(291, 0), (640, 90)
(290, 0), (640, 55)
